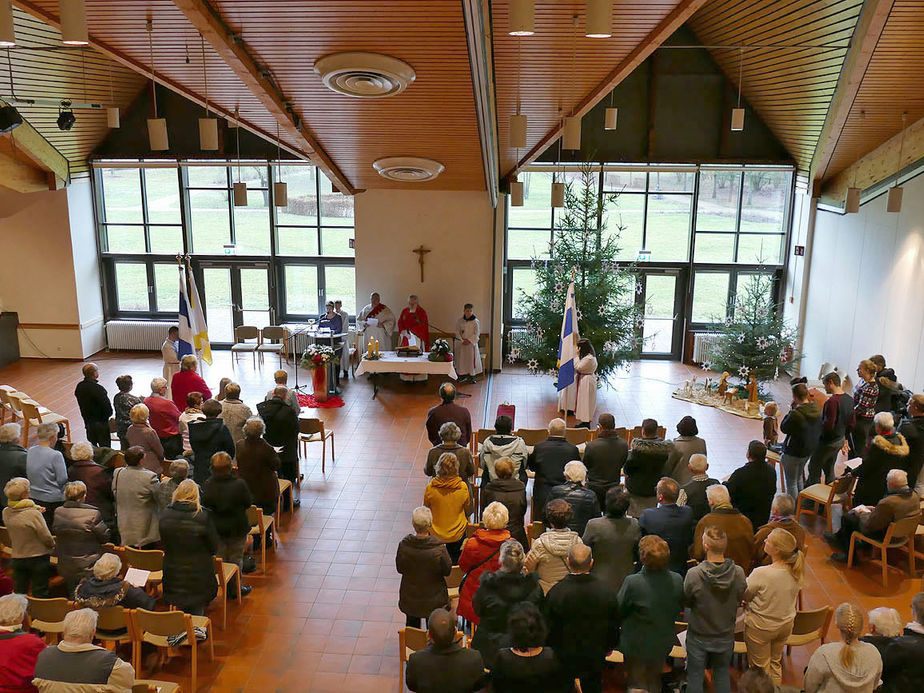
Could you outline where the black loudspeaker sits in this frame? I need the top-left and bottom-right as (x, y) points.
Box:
(0, 312), (19, 368)
(0, 106), (23, 135)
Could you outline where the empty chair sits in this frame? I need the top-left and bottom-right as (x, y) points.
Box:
(257, 326), (288, 366)
(130, 608), (213, 693)
(796, 475), (855, 532)
(298, 417), (334, 473)
(515, 428), (549, 448)
(19, 399), (70, 447)
(0, 386), (21, 423)
(847, 513), (922, 585)
(122, 546), (164, 595)
(26, 597), (74, 644)
(785, 606), (834, 654)
(213, 557), (241, 631)
(246, 505), (275, 574)
(231, 326), (260, 366)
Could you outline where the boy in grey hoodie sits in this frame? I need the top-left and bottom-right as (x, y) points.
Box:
(684, 526), (747, 693)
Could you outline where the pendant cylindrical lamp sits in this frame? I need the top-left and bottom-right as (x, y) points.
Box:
(887, 186), (903, 213)
(0, 0), (16, 48)
(105, 107), (120, 128)
(60, 0), (88, 45)
(562, 116), (581, 150)
(274, 181), (288, 208)
(198, 117), (218, 150)
(509, 0), (534, 36)
(730, 107), (745, 132)
(845, 187), (860, 214)
(510, 178), (524, 206)
(586, 0), (612, 38)
(510, 113), (527, 149)
(604, 107), (618, 131)
(147, 118), (168, 151)
(233, 181), (248, 207)
(551, 181), (565, 208)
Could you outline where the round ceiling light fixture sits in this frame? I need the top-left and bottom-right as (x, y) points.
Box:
(314, 52), (416, 98)
(373, 157), (445, 182)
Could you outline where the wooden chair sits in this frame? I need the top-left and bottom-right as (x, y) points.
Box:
(19, 399), (70, 447)
(446, 565), (463, 607)
(122, 546), (164, 595)
(26, 597), (74, 644)
(0, 385), (20, 423)
(615, 427), (630, 442)
(213, 557), (241, 631)
(0, 525), (11, 557)
(564, 427), (590, 445)
(670, 621), (688, 660)
(132, 681), (180, 693)
(93, 605), (134, 650)
(765, 449), (786, 493)
(398, 627), (464, 692)
(298, 417), (334, 473)
(516, 428), (548, 448)
(848, 513), (922, 585)
(131, 608), (213, 693)
(230, 326), (259, 366)
(277, 478), (294, 525)
(471, 428), (494, 455)
(247, 505), (275, 574)
(257, 326), (288, 366)
(797, 475), (856, 532)
(785, 606), (834, 654)
(527, 520), (545, 548)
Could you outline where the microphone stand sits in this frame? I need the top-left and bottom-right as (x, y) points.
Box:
(288, 327), (311, 393)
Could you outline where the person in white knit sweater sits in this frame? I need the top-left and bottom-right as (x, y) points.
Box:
(804, 603), (882, 693)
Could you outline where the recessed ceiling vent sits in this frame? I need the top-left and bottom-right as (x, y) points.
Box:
(314, 52), (416, 98)
(373, 157), (445, 182)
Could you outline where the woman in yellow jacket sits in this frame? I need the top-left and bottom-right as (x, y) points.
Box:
(423, 453), (472, 563)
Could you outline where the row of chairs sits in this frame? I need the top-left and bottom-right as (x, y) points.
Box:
(230, 326), (288, 367)
(469, 424), (668, 455)
(0, 385), (71, 446)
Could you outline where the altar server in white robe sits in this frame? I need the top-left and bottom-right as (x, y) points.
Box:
(334, 300), (351, 378)
(574, 338), (598, 428)
(162, 325), (181, 398)
(357, 291), (396, 352)
(454, 303), (483, 383)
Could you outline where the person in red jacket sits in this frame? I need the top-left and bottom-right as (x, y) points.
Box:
(0, 593), (46, 693)
(170, 355), (213, 412)
(457, 502), (510, 624)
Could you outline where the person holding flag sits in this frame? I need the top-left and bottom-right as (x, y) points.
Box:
(557, 281), (579, 415)
(574, 339), (598, 428)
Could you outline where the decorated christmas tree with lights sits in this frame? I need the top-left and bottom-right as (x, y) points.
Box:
(706, 269), (799, 383)
(509, 164), (644, 384)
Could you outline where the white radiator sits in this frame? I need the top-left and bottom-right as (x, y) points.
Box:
(692, 332), (722, 363)
(105, 321), (173, 351)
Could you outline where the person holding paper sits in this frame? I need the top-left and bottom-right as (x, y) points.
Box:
(357, 291), (395, 352)
(454, 303), (482, 383)
(399, 294), (430, 383)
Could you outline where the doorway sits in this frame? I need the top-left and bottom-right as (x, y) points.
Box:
(636, 270), (685, 359)
(198, 263), (272, 344)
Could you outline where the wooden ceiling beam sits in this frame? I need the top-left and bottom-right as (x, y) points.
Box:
(1, 118), (70, 183)
(506, 0), (711, 180)
(170, 0), (354, 194)
(810, 0), (895, 184)
(0, 145), (57, 193)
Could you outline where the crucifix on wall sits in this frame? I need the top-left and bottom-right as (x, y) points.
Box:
(412, 245), (431, 282)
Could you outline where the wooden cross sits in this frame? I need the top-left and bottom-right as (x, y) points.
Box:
(412, 245), (431, 282)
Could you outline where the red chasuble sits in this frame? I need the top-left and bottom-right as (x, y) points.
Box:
(398, 307), (430, 350)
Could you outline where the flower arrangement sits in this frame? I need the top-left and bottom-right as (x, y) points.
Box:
(301, 343), (339, 370)
(428, 338), (453, 362)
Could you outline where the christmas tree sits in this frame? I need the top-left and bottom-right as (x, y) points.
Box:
(509, 164), (644, 384)
(707, 268), (800, 382)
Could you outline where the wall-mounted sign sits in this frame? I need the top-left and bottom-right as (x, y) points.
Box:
(794, 245), (805, 256)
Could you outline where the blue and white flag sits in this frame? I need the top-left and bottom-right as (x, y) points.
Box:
(178, 264), (212, 365)
(557, 281), (580, 392)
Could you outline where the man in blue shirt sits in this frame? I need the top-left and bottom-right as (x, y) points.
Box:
(639, 477), (694, 575)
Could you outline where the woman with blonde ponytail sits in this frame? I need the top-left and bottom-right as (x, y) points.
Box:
(804, 603), (882, 692)
(743, 527), (804, 683)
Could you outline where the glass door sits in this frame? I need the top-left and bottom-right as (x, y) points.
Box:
(199, 263), (271, 345)
(637, 271), (684, 359)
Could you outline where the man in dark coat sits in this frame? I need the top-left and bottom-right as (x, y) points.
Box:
(544, 544), (619, 693)
(256, 387), (300, 494)
(639, 477), (694, 575)
(0, 422), (27, 510)
(74, 363), (113, 448)
(881, 592), (924, 693)
(779, 382), (822, 499)
(548, 461), (600, 534)
(527, 418), (580, 522)
(851, 412), (910, 507)
(424, 383), (472, 447)
(396, 507), (451, 628)
(807, 372), (855, 485)
(623, 418), (675, 516)
(899, 394), (924, 493)
(678, 454), (719, 523)
(188, 399), (236, 484)
(201, 451), (254, 596)
(725, 440), (777, 530)
(406, 608), (485, 693)
(581, 413), (628, 506)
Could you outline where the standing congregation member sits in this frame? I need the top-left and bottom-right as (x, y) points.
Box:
(405, 608), (485, 693)
(67, 443), (115, 540)
(582, 487), (640, 594)
(544, 545), (619, 693)
(481, 458), (528, 548)
(215, 377), (231, 402)
(880, 592), (924, 692)
(624, 418), (674, 517)
(684, 526), (747, 693)
(752, 493), (806, 567)
(189, 399), (235, 485)
(524, 499), (583, 594)
(171, 355), (212, 412)
(112, 375), (142, 450)
(425, 383), (472, 448)
(396, 507), (451, 629)
(491, 603), (569, 693)
(423, 454), (471, 563)
(582, 413), (628, 506)
(357, 291), (396, 352)
(808, 372), (855, 485)
(53, 481), (109, 595)
(527, 418), (579, 521)
(236, 417), (281, 517)
(457, 502), (510, 626)
(334, 300), (351, 379)
(454, 303), (482, 383)
(112, 447), (160, 548)
(256, 388), (300, 499)
(425, 422), (475, 481)
(265, 370), (301, 415)
(547, 461), (600, 535)
(779, 382), (822, 499)
(219, 382), (252, 444)
(804, 603), (882, 693)
(573, 339), (598, 429)
(0, 593), (46, 692)
(156, 460), (190, 513)
(143, 377), (183, 460)
(0, 422), (27, 511)
(26, 423), (67, 527)
(639, 477), (694, 576)
(899, 394), (924, 495)
(850, 412), (909, 507)
(161, 325), (181, 395)
(3, 477), (55, 597)
(852, 359), (880, 456)
(692, 484), (754, 572)
(74, 363), (112, 449)
(479, 416), (528, 483)
(677, 454), (719, 523)
(725, 440), (777, 530)
(398, 294), (430, 383)
(125, 404), (164, 475)
(201, 452), (253, 597)
(178, 391), (205, 453)
(668, 416), (707, 485)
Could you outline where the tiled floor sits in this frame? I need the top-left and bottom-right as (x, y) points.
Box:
(1, 352), (921, 691)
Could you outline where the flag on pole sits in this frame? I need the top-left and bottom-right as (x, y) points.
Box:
(178, 263), (212, 365)
(556, 281), (580, 392)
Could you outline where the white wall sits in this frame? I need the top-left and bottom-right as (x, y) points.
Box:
(354, 189), (496, 362)
(68, 181), (106, 356)
(801, 172), (924, 388)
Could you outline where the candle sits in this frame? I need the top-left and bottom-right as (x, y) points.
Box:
(374, 338), (379, 356)
(367, 339), (373, 358)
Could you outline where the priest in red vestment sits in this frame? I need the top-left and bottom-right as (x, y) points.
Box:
(398, 294), (430, 382)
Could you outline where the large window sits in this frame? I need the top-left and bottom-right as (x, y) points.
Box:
(96, 162), (355, 331)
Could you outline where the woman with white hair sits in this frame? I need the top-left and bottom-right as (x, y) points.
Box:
(52, 480), (109, 595)
(2, 477), (55, 597)
(125, 404), (165, 474)
(851, 412), (910, 507)
(75, 553), (155, 612)
(170, 354), (212, 411)
(0, 422), (26, 511)
(395, 506), (451, 628)
(25, 422), (68, 528)
(425, 421), (475, 480)
(804, 603), (882, 693)
(66, 442), (114, 532)
(235, 417), (281, 516)
(861, 606), (904, 659)
(0, 593), (46, 692)
(457, 501), (511, 625)
(546, 461), (600, 534)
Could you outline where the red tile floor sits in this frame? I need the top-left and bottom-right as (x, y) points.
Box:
(1, 353), (920, 691)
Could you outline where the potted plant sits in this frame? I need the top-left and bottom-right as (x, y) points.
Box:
(301, 344), (338, 402)
(427, 338), (453, 363)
